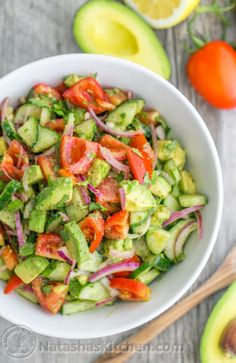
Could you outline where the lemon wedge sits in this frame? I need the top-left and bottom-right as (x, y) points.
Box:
(124, 0), (200, 29)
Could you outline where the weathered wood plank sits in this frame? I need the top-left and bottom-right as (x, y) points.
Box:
(0, 1), (236, 362)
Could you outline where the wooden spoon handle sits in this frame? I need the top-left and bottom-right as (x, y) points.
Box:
(96, 271), (233, 363)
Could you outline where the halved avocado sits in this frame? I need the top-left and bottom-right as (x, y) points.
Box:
(200, 282), (236, 363)
(73, 0), (171, 79)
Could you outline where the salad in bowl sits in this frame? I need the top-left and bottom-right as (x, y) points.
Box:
(0, 74), (207, 315)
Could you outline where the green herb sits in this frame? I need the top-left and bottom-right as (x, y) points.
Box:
(7, 199), (24, 212)
(52, 101), (68, 118)
(89, 202), (107, 212)
(69, 279), (83, 299)
(41, 284), (52, 295)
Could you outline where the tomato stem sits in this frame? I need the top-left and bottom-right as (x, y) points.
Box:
(186, 0), (236, 53)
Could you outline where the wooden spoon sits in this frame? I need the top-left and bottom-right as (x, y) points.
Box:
(96, 245), (236, 363)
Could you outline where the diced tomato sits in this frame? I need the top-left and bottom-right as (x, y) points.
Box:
(113, 256), (141, 278)
(96, 177), (120, 214)
(99, 135), (129, 161)
(55, 82), (67, 95)
(1, 245), (18, 270)
(127, 149), (146, 184)
(37, 155), (56, 183)
(45, 119), (65, 133)
(35, 233), (65, 261)
(80, 211), (105, 253)
(33, 83), (62, 100)
(60, 136), (98, 175)
(105, 210), (129, 240)
(32, 276), (68, 314)
(0, 224), (5, 246)
(63, 77), (114, 114)
(4, 274), (24, 294)
(58, 169), (77, 184)
(130, 134), (153, 177)
(110, 278), (150, 301)
(0, 140), (29, 181)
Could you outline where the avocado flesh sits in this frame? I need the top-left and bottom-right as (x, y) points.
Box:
(73, 0), (171, 79)
(201, 282), (236, 363)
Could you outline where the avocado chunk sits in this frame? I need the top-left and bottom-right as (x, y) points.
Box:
(65, 186), (89, 222)
(172, 146), (186, 170)
(201, 281), (236, 363)
(62, 221), (91, 267)
(73, 0), (171, 79)
(151, 205), (171, 227)
(0, 208), (16, 230)
(29, 210), (47, 233)
(24, 165), (43, 186)
(179, 170), (197, 194)
(121, 180), (156, 212)
(74, 119), (97, 140)
(0, 136), (7, 156)
(87, 158), (111, 187)
(78, 281), (110, 301)
(64, 74), (81, 87)
(42, 261), (71, 281)
(146, 227), (170, 255)
(150, 173), (171, 199)
(15, 256), (49, 284)
(0, 257), (12, 281)
(106, 99), (144, 131)
(36, 177), (73, 211)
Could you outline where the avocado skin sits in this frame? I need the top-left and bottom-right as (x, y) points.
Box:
(200, 281), (236, 363)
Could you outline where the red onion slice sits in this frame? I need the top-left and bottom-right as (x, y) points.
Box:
(41, 146), (56, 156)
(96, 297), (116, 307)
(64, 259), (76, 285)
(109, 247), (135, 260)
(23, 285), (34, 293)
(89, 261), (140, 282)
(15, 211), (26, 247)
(195, 210), (203, 240)
(150, 124), (158, 169)
(57, 246), (74, 265)
(88, 108), (142, 138)
(174, 220), (197, 259)
(87, 183), (103, 198)
(79, 186), (91, 205)
(58, 212), (70, 222)
(0, 97), (10, 122)
(163, 205), (204, 227)
(100, 146), (130, 173)
(119, 188), (126, 210)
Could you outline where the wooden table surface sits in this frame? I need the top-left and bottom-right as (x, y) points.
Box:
(0, 1), (235, 362)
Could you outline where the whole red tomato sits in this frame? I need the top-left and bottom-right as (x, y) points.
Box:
(187, 41), (236, 109)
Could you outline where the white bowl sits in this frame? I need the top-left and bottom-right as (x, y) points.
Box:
(0, 54), (223, 339)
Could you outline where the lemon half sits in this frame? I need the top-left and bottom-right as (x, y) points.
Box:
(124, 0), (200, 29)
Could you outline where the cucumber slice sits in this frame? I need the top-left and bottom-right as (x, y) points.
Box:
(133, 238), (155, 262)
(16, 288), (38, 304)
(42, 262), (71, 281)
(40, 107), (51, 126)
(18, 117), (39, 147)
(130, 262), (151, 279)
(163, 194), (181, 211)
(179, 194), (207, 208)
(137, 268), (160, 285)
(32, 126), (59, 153)
(14, 104), (42, 125)
(164, 219), (197, 262)
(130, 211), (150, 227)
(151, 254), (172, 272)
(78, 282), (110, 301)
(146, 227), (170, 255)
(106, 99), (145, 131)
(62, 300), (96, 315)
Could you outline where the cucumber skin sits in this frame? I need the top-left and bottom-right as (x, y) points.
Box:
(62, 300), (96, 315)
(0, 180), (21, 211)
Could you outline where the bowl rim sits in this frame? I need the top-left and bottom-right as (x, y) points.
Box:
(0, 54), (223, 339)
